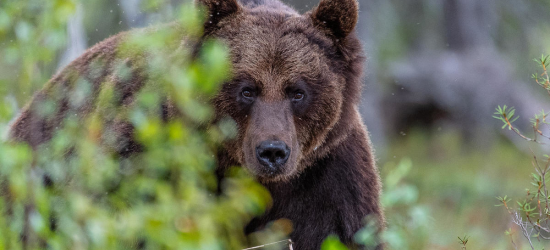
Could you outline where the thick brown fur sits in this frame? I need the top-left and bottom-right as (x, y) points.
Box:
(9, 0), (384, 249)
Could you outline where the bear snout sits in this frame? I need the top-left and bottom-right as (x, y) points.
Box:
(255, 140), (290, 171)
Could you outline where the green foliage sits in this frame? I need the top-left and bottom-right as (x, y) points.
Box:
(321, 235), (349, 250)
(0, 0), (78, 103)
(493, 55), (550, 250)
(532, 54), (550, 91)
(0, 1), (274, 250)
(355, 158), (430, 249)
(494, 64), (550, 145)
(493, 105), (519, 130)
(379, 128), (541, 249)
(495, 195), (511, 207)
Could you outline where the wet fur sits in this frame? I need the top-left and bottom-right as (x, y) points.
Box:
(9, 0), (384, 249)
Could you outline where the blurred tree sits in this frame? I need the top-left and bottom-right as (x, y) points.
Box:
(360, 0), (550, 150)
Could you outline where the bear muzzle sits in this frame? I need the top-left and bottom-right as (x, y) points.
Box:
(242, 100), (299, 181)
(255, 140), (290, 173)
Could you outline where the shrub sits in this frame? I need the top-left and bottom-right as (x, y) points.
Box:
(494, 55), (550, 250)
(0, 1), (272, 249)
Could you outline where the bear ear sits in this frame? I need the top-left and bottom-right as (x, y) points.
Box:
(195, 0), (241, 31)
(310, 0), (359, 39)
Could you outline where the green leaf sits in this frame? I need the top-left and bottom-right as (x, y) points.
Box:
(321, 236), (350, 250)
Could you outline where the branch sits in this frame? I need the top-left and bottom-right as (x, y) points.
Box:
(512, 212), (536, 250)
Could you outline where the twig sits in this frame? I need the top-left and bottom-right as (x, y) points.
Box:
(530, 147), (550, 214)
(242, 239), (294, 250)
(507, 229), (519, 250)
(512, 212), (536, 250)
(504, 116), (537, 142)
(458, 235), (469, 250)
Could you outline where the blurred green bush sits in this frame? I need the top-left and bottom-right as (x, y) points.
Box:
(0, 1), (273, 249)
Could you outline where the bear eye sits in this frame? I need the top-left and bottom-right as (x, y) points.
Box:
(242, 89), (253, 98)
(293, 92), (305, 101)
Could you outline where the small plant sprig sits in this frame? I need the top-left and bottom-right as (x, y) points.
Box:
(505, 228), (520, 250)
(493, 105), (532, 141)
(457, 235), (469, 250)
(532, 110), (550, 141)
(532, 54), (550, 95)
(493, 106), (550, 143)
(495, 55), (550, 250)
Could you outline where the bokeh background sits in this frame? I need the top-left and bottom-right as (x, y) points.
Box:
(2, 0), (550, 249)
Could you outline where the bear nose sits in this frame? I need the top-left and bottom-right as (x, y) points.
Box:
(256, 140), (290, 169)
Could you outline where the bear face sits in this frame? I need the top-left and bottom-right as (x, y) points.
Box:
(206, 0), (362, 183)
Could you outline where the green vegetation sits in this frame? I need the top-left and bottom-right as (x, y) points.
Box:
(493, 55), (550, 250)
(0, 1), (273, 249)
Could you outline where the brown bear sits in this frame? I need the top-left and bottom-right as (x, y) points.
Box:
(8, 0), (384, 249)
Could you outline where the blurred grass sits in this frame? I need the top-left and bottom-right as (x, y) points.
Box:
(382, 128), (547, 249)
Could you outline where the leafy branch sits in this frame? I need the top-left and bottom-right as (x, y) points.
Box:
(494, 54), (550, 250)
(532, 54), (550, 96)
(494, 55), (550, 144)
(493, 105), (537, 142)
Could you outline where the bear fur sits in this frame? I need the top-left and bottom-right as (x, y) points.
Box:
(8, 0), (384, 249)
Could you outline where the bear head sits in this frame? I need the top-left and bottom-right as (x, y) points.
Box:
(200, 0), (364, 183)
